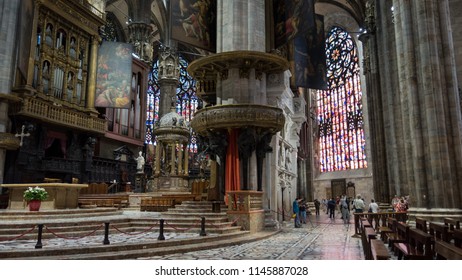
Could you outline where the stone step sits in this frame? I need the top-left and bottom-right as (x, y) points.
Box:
(0, 230), (282, 260)
(0, 224), (243, 241)
(0, 216), (239, 240)
(0, 208), (122, 221)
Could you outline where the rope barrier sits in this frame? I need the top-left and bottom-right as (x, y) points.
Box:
(0, 226), (36, 242)
(164, 219), (201, 231)
(44, 223), (104, 240)
(110, 221), (159, 236)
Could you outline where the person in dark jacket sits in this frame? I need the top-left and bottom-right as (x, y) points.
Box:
(327, 197), (336, 219)
(314, 199), (321, 216)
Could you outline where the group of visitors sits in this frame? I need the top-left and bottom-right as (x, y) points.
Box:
(292, 197), (309, 228)
(391, 194), (409, 212)
(292, 193), (409, 228)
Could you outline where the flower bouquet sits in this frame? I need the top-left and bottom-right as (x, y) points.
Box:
(23, 187), (48, 211)
(23, 186), (48, 201)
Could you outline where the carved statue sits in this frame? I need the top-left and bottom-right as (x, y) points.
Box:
(135, 151), (145, 173)
(142, 42), (153, 62)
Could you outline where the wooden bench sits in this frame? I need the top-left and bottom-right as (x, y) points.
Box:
(379, 217), (395, 243)
(444, 218), (460, 241)
(435, 240), (462, 260)
(429, 222), (450, 242)
(444, 218), (460, 231)
(386, 220), (408, 248)
(362, 226), (378, 260)
(371, 239), (390, 260)
(140, 197), (175, 212)
(78, 194), (129, 209)
(415, 217), (428, 233)
(453, 229), (462, 248)
(395, 228), (433, 260)
(161, 194), (200, 205)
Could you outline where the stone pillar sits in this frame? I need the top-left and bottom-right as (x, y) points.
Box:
(86, 36), (99, 113)
(0, 0), (21, 186)
(170, 143), (175, 175)
(217, 0), (266, 52)
(358, 1), (389, 203)
(391, 0), (462, 218)
(178, 144), (183, 175)
(154, 143), (161, 176)
(184, 147), (189, 176)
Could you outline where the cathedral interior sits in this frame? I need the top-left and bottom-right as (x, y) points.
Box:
(0, 0), (461, 229)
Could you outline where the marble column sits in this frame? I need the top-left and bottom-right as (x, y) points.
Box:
(391, 0), (462, 218)
(86, 36), (99, 114)
(359, 1), (390, 203)
(0, 0), (21, 186)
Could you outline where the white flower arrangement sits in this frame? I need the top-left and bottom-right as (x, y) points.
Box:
(23, 186), (49, 201)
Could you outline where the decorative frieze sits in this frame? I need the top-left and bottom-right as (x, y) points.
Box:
(190, 104), (285, 135)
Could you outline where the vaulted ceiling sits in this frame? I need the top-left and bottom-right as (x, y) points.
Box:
(101, 0), (367, 54)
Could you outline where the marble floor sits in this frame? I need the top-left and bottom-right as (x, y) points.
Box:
(141, 214), (364, 260)
(0, 211), (367, 260)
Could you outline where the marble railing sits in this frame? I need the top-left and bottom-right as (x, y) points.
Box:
(10, 97), (106, 133)
(227, 190), (263, 212)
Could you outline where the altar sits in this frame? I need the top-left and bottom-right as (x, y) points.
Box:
(0, 183), (88, 210)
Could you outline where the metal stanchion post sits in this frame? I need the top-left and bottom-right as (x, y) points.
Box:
(35, 224), (43, 249)
(158, 219), (165, 240)
(200, 217), (207, 236)
(103, 222), (110, 245)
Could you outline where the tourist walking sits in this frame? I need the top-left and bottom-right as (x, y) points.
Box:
(327, 197), (336, 219)
(368, 199), (379, 213)
(293, 197), (301, 228)
(340, 195), (350, 223)
(353, 194), (366, 213)
(299, 199), (307, 224)
(314, 199), (321, 216)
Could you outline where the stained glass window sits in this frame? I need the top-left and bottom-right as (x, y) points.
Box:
(145, 56), (199, 154)
(316, 26), (367, 172)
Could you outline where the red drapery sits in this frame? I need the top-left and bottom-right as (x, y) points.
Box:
(225, 129), (240, 205)
(45, 131), (68, 158)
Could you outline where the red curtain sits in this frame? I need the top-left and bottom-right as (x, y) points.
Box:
(45, 131), (68, 158)
(225, 129), (240, 205)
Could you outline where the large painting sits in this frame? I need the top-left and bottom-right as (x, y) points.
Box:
(170, 0), (216, 52)
(273, 0), (308, 49)
(274, 0), (327, 90)
(95, 41), (133, 108)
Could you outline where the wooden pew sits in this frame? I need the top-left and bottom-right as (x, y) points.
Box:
(370, 239), (390, 260)
(362, 225), (378, 259)
(415, 217), (428, 233)
(379, 217), (395, 243)
(140, 197), (175, 212)
(444, 218), (460, 231)
(78, 194), (129, 209)
(444, 218), (460, 241)
(161, 193), (200, 205)
(429, 222), (450, 242)
(435, 240), (462, 260)
(395, 228), (433, 260)
(387, 220), (408, 248)
(453, 229), (462, 248)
